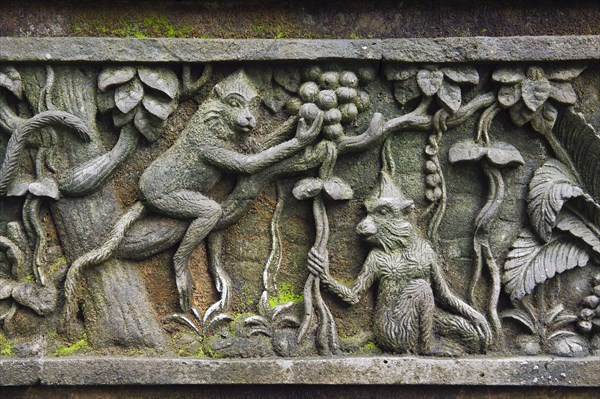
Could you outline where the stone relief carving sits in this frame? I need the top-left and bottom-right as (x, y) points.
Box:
(0, 59), (598, 360)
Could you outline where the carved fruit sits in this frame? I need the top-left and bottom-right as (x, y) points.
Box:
(340, 103), (358, 123)
(322, 123), (344, 140)
(339, 71), (359, 88)
(318, 90), (338, 110)
(302, 65), (322, 82)
(425, 160), (438, 173)
(580, 308), (595, 321)
(356, 65), (376, 84)
(285, 97), (303, 116)
(425, 173), (441, 187)
(299, 82), (320, 103)
(319, 71), (340, 90)
(299, 103), (321, 123)
(336, 87), (358, 104)
(354, 90), (371, 112)
(594, 285), (600, 297)
(324, 108), (342, 125)
(578, 320), (593, 334)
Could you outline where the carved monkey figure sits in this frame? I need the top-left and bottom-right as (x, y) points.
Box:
(308, 171), (492, 354)
(137, 70), (323, 313)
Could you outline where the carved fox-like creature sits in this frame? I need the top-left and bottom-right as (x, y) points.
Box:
(308, 171), (492, 354)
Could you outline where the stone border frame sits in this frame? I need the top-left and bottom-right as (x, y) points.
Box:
(0, 36), (599, 387)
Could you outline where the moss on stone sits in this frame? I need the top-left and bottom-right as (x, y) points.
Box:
(54, 335), (91, 356)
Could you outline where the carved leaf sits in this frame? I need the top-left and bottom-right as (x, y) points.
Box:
(112, 107), (136, 127)
(323, 177), (354, 201)
(503, 229), (589, 301)
(137, 67), (179, 99)
(115, 78), (144, 114)
(555, 212), (600, 254)
(292, 178), (323, 200)
(134, 107), (165, 142)
(544, 65), (587, 81)
(393, 79), (421, 105)
(28, 177), (60, 199)
(549, 82), (577, 104)
(275, 314), (301, 328)
(530, 102), (558, 134)
(508, 102), (535, 127)
(498, 84), (521, 108)
(500, 308), (536, 334)
(383, 65), (418, 81)
(98, 66), (136, 92)
(553, 107), (600, 200)
(416, 69), (443, 96)
(448, 140), (486, 163)
(437, 80), (461, 113)
(521, 77), (550, 111)
(96, 89), (116, 113)
(528, 159), (584, 242)
(0, 66), (23, 99)
(442, 66), (479, 84)
(142, 92), (176, 121)
(272, 301), (295, 320)
(492, 68), (525, 84)
(485, 143), (524, 167)
(273, 67), (301, 93)
(244, 315), (270, 328)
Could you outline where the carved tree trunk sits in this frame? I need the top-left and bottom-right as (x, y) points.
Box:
(23, 66), (166, 349)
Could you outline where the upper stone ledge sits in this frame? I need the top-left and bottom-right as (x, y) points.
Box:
(1, 36), (598, 63)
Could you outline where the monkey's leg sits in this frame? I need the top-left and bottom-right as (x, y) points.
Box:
(377, 279), (434, 353)
(433, 311), (483, 353)
(148, 191), (222, 313)
(202, 230), (234, 326)
(114, 216), (188, 261)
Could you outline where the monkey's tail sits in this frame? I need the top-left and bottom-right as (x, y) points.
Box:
(63, 202), (146, 328)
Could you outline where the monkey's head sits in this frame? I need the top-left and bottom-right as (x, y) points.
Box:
(209, 69), (260, 137)
(356, 171), (415, 251)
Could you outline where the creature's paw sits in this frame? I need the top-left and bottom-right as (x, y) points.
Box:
(176, 270), (195, 314)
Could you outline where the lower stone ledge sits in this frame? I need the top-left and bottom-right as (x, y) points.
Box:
(1, 356), (598, 386)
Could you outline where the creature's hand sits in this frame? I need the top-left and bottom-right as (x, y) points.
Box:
(366, 112), (384, 138)
(307, 247), (329, 278)
(295, 112), (324, 146)
(471, 312), (493, 349)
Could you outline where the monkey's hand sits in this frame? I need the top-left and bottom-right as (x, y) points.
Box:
(471, 312), (493, 350)
(307, 247), (329, 278)
(295, 112), (324, 146)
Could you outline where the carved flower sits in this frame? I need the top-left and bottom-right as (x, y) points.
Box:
(384, 64), (479, 113)
(492, 65), (586, 134)
(96, 66), (179, 142)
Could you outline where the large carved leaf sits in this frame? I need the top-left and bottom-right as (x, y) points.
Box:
(393, 79), (421, 105)
(137, 67), (179, 99)
(0, 66), (23, 99)
(528, 159), (584, 242)
(134, 107), (165, 143)
(416, 69), (443, 96)
(142, 92), (176, 121)
(437, 80), (461, 113)
(553, 107), (600, 200)
(503, 229), (589, 301)
(98, 66), (136, 92)
(442, 66), (479, 85)
(115, 78), (144, 114)
(556, 212), (600, 254)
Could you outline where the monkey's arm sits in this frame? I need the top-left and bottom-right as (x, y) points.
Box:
(336, 113), (384, 153)
(308, 248), (377, 305)
(202, 115), (323, 174)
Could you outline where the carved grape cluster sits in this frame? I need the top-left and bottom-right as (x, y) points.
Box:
(577, 273), (600, 335)
(287, 65), (374, 140)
